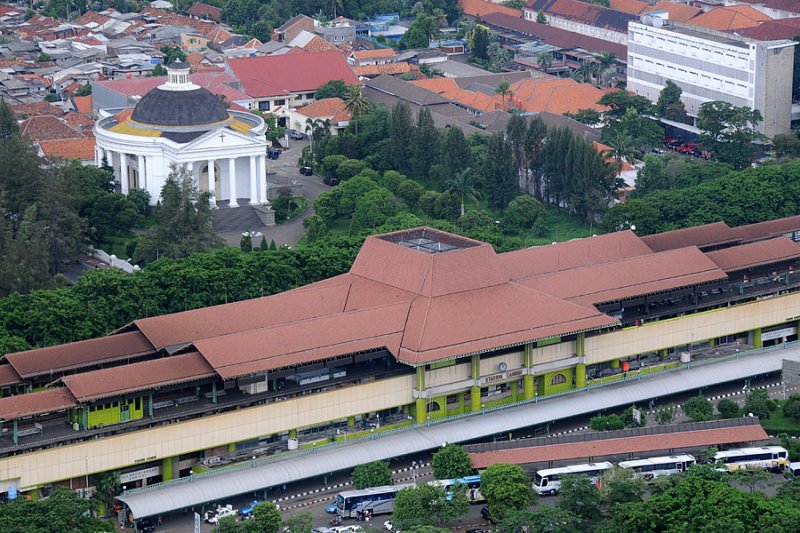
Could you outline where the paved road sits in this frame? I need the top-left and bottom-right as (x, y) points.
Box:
(218, 140), (333, 248)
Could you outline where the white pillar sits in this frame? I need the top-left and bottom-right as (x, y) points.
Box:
(249, 155), (258, 205)
(258, 154), (268, 204)
(228, 157), (239, 207)
(207, 159), (216, 207)
(137, 155), (146, 191)
(120, 152), (129, 195)
(95, 146), (101, 167)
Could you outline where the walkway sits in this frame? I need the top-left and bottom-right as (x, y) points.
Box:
(217, 140), (333, 248)
(117, 343), (800, 518)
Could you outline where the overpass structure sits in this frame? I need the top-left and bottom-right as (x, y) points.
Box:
(117, 343), (799, 518)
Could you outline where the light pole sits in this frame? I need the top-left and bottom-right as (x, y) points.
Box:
(411, 460), (418, 486)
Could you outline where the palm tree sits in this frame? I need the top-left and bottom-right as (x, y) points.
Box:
(495, 79), (512, 111)
(573, 62), (593, 84)
(599, 68), (618, 89)
(537, 51), (553, 72)
(445, 168), (481, 217)
(602, 131), (638, 172)
(344, 86), (371, 134)
(598, 51), (617, 70)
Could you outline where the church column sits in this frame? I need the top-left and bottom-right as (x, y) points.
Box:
(95, 146), (102, 167)
(207, 158), (216, 207)
(119, 152), (129, 195)
(258, 154), (268, 204)
(228, 157), (239, 207)
(249, 155), (258, 205)
(137, 154), (146, 191)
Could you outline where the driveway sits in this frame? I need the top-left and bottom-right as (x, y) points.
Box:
(218, 139), (333, 248)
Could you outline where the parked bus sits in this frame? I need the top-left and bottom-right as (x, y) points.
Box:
(429, 474), (485, 503)
(532, 462), (613, 495)
(335, 484), (415, 518)
(619, 455), (696, 481)
(713, 446), (789, 472)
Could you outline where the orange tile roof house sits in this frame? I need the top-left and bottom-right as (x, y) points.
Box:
(186, 2), (223, 22)
(284, 97), (352, 133)
(226, 51), (359, 113)
(37, 137), (97, 164)
(689, 5), (771, 32)
(459, 0), (522, 18)
(3, 217), (800, 503)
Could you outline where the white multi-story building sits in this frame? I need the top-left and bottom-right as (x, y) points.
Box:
(627, 16), (796, 137)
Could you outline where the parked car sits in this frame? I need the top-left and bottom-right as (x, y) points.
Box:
(325, 502), (339, 514)
(206, 505), (236, 524)
(289, 130), (304, 140)
(323, 176), (339, 186)
(239, 500), (262, 519)
(267, 149), (281, 160)
(299, 166), (313, 176)
(137, 518), (156, 532)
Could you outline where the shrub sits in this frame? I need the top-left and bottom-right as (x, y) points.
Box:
(683, 396), (713, 422)
(717, 399), (741, 419)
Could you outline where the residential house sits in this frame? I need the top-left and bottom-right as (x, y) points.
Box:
(226, 51), (358, 113)
(37, 138), (97, 165)
(283, 97), (352, 135)
(728, 0), (800, 20)
(186, 2), (223, 23)
(272, 14), (315, 43)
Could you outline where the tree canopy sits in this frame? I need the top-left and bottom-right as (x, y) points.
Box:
(351, 460), (393, 489)
(431, 444), (473, 480)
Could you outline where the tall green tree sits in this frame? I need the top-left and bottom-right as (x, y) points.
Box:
(697, 100), (764, 170)
(432, 444), (473, 479)
(344, 85), (372, 135)
(132, 164), (224, 263)
(656, 80), (689, 123)
(483, 132), (517, 210)
(393, 483), (469, 529)
(481, 463), (533, 523)
(0, 98), (18, 140)
(557, 474), (603, 526)
(683, 395), (713, 422)
(440, 126), (472, 178)
(352, 460), (393, 489)
(413, 107), (440, 179)
(445, 168), (480, 217)
(251, 502), (282, 533)
(390, 102), (414, 175)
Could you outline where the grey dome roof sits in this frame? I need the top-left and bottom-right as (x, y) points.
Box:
(131, 87), (230, 128)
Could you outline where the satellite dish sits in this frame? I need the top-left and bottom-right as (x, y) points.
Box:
(653, 17), (664, 28)
(499, 362), (508, 372)
(641, 14), (653, 26)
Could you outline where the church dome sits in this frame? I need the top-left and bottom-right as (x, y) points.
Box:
(130, 61), (231, 128)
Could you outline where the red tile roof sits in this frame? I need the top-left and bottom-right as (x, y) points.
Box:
(739, 17), (800, 41)
(705, 237), (800, 272)
(297, 97), (351, 120)
(641, 222), (742, 252)
(469, 423), (768, 468)
(3, 331), (154, 379)
(608, 0), (649, 15)
(0, 365), (21, 387)
(19, 115), (84, 142)
(60, 352), (215, 402)
(738, 0), (800, 14)
(519, 246), (727, 306)
(689, 5), (770, 32)
(72, 95), (93, 114)
(646, 0), (701, 23)
(354, 63), (415, 78)
(228, 51), (358, 98)
(186, 2), (222, 22)
(38, 137), (96, 161)
(95, 72), (250, 102)
(301, 35), (339, 53)
(525, 0), (637, 33)
(509, 77), (609, 115)
(353, 48), (397, 60)
(733, 215), (800, 243)
(499, 231), (653, 280)
(460, 0), (522, 18)
(9, 101), (62, 118)
(0, 388), (76, 420)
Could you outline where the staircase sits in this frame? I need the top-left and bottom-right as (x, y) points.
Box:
(212, 203), (265, 233)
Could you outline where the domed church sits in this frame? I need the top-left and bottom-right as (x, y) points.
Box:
(94, 61), (270, 209)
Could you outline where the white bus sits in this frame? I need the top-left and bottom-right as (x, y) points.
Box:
(532, 462), (613, 495)
(619, 455), (696, 481)
(335, 484), (415, 518)
(713, 446), (789, 472)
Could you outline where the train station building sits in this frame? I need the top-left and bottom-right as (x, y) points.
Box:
(3, 216), (800, 507)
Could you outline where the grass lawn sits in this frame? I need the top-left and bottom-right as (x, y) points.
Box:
(761, 400), (800, 437)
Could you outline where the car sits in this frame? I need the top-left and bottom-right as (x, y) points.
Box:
(137, 518), (156, 532)
(312, 528), (333, 533)
(323, 176), (339, 186)
(299, 166), (313, 176)
(326, 502), (339, 514)
(267, 149), (281, 160)
(239, 500), (262, 519)
(206, 504), (236, 524)
(289, 130), (304, 140)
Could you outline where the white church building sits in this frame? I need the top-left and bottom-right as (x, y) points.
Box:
(94, 62), (272, 213)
